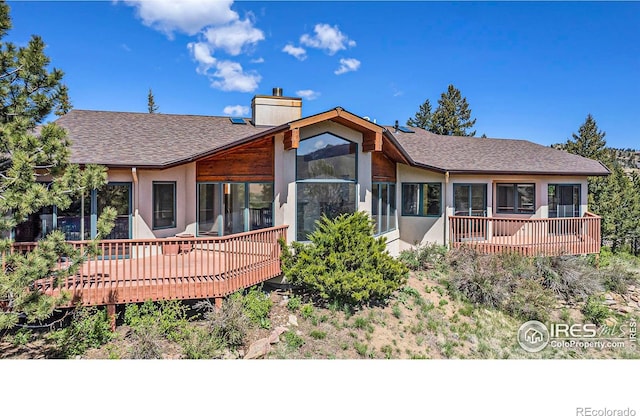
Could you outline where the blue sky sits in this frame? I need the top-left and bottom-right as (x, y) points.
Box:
(6, 1), (640, 149)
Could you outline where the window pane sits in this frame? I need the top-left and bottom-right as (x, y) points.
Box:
(249, 183), (273, 230)
(223, 183), (245, 235)
(297, 183), (356, 241)
(424, 184), (441, 216)
(98, 184), (131, 239)
(58, 193), (91, 240)
(389, 184), (396, 230)
(454, 185), (469, 216)
(198, 183), (222, 236)
(372, 184), (380, 232)
(296, 133), (356, 180)
(496, 184), (515, 212)
(471, 184), (486, 216)
(381, 183), (389, 233)
(517, 184), (535, 213)
(548, 185), (558, 217)
(153, 183), (175, 229)
(402, 184), (419, 215)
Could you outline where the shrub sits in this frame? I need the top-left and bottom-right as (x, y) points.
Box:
(286, 296), (302, 311)
(195, 297), (250, 349)
(283, 330), (304, 350)
(180, 325), (225, 359)
(309, 330), (326, 340)
(280, 212), (409, 307)
(445, 247), (513, 308)
(582, 295), (611, 325)
(48, 306), (114, 358)
(230, 285), (272, 329)
(124, 300), (190, 342)
(504, 279), (555, 322)
(398, 243), (448, 272)
(534, 256), (602, 302)
(600, 261), (638, 294)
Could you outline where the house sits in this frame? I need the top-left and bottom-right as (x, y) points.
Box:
(16, 88), (610, 257)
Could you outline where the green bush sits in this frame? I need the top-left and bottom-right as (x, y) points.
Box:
(280, 212), (409, 307)
(48, 306), (114, 358)
(398, 243), (448, 272)
(180, 325), (225, 359)
(283, 330), (305, 350)
(230, 285), (272, 329)
(582, 295), (611, 325)
(124, 300), (190, 342)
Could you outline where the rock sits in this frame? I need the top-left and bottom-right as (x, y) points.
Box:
(268, 326), (288, 344)
(604, 293), (614, 301)
(288, 314), (298, 327)
(604, 299), (617, 306)
(244, 338), (271, 359)
(604, 317), (618, 327)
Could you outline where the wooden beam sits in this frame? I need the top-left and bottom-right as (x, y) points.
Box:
(363, 131), (382, 152)
(283, 128), (300, 150)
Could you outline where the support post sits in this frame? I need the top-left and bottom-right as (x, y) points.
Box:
(214, 297), (223, 310)
(107, 304), (116, 331)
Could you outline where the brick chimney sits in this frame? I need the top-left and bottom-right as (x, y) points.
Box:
(251, 87), (302, 126)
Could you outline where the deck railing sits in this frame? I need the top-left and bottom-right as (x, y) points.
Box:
(3, 225), (288, 309)
(449, 213), (601, 256)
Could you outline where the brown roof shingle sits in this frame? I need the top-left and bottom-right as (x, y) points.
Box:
(386, 127), (610, 176)
(55, 110), (280, 167)
(53, 109), (610, 177)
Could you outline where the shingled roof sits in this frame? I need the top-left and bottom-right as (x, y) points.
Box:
(386, 127), (610, 176)
(55, 110), (282, 168)
(54, 108), (609, 176)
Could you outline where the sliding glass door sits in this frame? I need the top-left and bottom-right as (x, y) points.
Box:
(197, 182), (273, 236)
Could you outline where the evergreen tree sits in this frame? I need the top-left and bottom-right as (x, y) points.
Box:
(431, 84), (476, 136)
(406, 99), (432, 130)
(147, 88), (158, 113)
(0, 2), (115, 329)
(563, 114), (609, 164)
(562, 114), (640, 253)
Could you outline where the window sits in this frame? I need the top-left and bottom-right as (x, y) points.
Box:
(496, 183), (535, 214)
(548, 184), (581, 218)
(197, 182), (273, 236)
(296, 132), (357, 241)
(401, 183), (441, 216)
(372, 183), (396, 234)
(453, 184), (487, 216)
(153, 182), (176, 229)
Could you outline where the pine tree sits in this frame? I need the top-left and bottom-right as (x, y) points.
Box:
(406, 99), (432, 130)
(431, 84), (476, 136)
(0, 2), (115, 329)
(564, 114), (609, 164)
(147, 88), (158, 113)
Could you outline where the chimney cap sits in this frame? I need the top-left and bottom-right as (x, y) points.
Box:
(272, 87), (283, 97)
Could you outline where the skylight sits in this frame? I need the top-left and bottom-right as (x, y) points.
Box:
(229, 117), (247, 125)
(397, 126), (414, 133)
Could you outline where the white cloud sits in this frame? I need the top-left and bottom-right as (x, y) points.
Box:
(187, 42), (217, 74)
(250, 57), (265, 64)
(223, 105), (249, 116)
(121, 43), (131, 52)
(296, 89), (320, 100)
(282, 44), (307, 61)
(334, 58), (361, 75)
(202, 17), (264, 56)
(300, 23), (356, 55)
(211, 60), (261, 92)
(123, 0), (238, 37)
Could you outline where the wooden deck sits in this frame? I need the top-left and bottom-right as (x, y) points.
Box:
(449, 213), (601, 256)
(6, 226), (288, 311)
